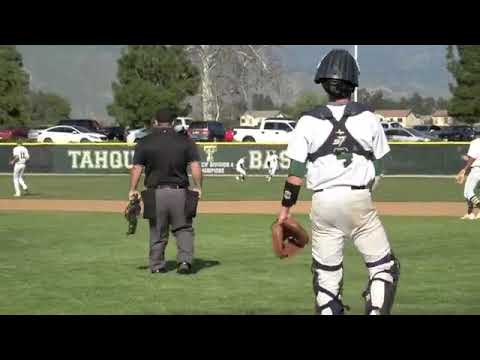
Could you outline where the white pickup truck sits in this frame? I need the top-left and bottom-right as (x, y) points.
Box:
(233, 119), (297, 143)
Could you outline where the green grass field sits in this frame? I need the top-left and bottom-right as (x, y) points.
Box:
(0, 175), (473, 202)
(1, 212), (480, 315)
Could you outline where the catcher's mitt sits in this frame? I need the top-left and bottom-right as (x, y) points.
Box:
(124, 194), (142, 236)
(456, 169), (466, 185)
(271, 217), (309, 259)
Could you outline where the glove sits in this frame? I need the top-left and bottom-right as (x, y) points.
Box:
(271, 217), (310, 259)
(456, 169), (466, 185)
(124, 193), (142, 236)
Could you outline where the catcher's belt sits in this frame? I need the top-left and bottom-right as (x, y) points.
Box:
(271, 217), (310, 259)
(124, 194), (142, 236)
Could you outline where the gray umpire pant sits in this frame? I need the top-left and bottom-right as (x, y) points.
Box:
(149, 188), (195, 271)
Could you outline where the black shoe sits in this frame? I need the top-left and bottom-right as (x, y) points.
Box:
(151, 267), (167, 274)
(177, 262), (192, 275)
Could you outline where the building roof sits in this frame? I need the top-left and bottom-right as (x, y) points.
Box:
(375, 109), (412, 118)
(432, 110), (449, 117)
(242, 110), (284, 118)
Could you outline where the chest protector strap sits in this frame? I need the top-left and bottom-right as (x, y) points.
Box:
(305, 102), (375, 164)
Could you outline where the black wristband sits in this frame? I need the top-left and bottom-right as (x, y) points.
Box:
(282, 181), (301, 208)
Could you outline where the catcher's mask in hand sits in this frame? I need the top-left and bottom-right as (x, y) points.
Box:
(271, 217), (310, 259)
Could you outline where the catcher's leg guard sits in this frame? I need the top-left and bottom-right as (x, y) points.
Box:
(312, 259), (348, 315)
(467, 200), (474, 215)
(470, 195), (480, 209)
(363, 254), (400, 315)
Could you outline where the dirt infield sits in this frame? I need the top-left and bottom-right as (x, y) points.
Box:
(0, 199), (468, 217)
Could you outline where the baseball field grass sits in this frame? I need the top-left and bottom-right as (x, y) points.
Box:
(1, 211), (480, 315)
(0, 175), (474, 202)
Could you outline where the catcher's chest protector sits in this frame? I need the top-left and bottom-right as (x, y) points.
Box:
(305, 103), (374, 165)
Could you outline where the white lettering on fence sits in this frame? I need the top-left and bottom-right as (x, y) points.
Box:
(68, 151), (82, 169)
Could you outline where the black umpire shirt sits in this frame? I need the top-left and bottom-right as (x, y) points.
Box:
(132, 127), (201, 189)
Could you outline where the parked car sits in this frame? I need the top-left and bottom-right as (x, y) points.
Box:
(37, 125), (107, 143)
(0, 127), (29, 140)
(385, 128), (433, 142)
(126, 128), (150, 144)
(104, 126), (126, 141)
(188, 121), (226, 142)
(173, 117), (193, 133)
(28, 125), (52, 140)
(58, 119), (107, 135)
(475, 127), (480, 138)
(413, 125), (442, 135)
(224, 128), (235, 142)
(233, 118), (296, 143)
(381, 122), (403, 131)
(437, 126), (476, 142)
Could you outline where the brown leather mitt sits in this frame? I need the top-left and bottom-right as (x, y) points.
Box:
(271, 217), (310, 259)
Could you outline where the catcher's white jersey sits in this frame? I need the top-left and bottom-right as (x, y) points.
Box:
(13, 146), (30, 165)
(286, 104), (390, 191)
(467, 139), (480, 168)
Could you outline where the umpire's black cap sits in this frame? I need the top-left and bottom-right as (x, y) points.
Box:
(154, 109), (177, 124)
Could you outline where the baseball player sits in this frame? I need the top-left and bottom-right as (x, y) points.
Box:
(235, 157), (247, 182)
(456, 137), (480, 220)
(10, 140), (30, 197)
(277, 49), (400, 315)
(265, 151), (279, 182)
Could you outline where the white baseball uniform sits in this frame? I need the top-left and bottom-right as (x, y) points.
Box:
(12, 145), (30, 196)
(286, 103), (397, 315)
(266, 153), (279, 178)
(236, 158), (247, 177)
(464, 138), (480, 201)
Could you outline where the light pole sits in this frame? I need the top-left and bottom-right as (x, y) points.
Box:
(354, 45), (358, 102)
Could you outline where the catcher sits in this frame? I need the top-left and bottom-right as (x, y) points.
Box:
(276, 49), (400, 315)
(456, 137), (480, 220)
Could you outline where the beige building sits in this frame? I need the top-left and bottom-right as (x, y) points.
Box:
(431, 110), (454, 127)
(375, 109), (421, 128)
(240, 110), (287, 127)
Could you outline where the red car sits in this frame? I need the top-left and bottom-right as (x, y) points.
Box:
(224, 129), (235, 142)
(0, 127), (29, 140)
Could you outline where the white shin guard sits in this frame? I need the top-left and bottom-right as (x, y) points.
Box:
(312, 259), (348, 315)
(363, 254), (400, 315)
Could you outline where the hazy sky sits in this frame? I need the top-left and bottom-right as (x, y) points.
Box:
(17, 45), (451, 120)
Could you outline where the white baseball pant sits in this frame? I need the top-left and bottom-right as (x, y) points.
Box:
(268, 164), (277, 177)
(236, 166), (246, 177)
(310, 187), (394, 314)
(464, 167), (480, 200)
(13, 163), (28, 196)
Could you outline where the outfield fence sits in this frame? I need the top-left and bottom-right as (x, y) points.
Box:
(0, 142), (470, 176)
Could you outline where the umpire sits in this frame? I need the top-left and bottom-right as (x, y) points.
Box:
(129, 110), (203, 275)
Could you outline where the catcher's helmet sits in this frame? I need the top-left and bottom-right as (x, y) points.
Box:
(314, 49), (360, 86)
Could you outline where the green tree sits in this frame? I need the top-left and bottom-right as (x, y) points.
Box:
(409, 92), (425, 114)
(422, 97), (436, 115)
(0, 46), (31, 126)
(288, 91), (327, 119)
(30, 90), (71, 125)
(447, 45), (480, 123)
(107, 45), (200, 128)
(252, 93), (275, 110)
(436, 97), (449, 110)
